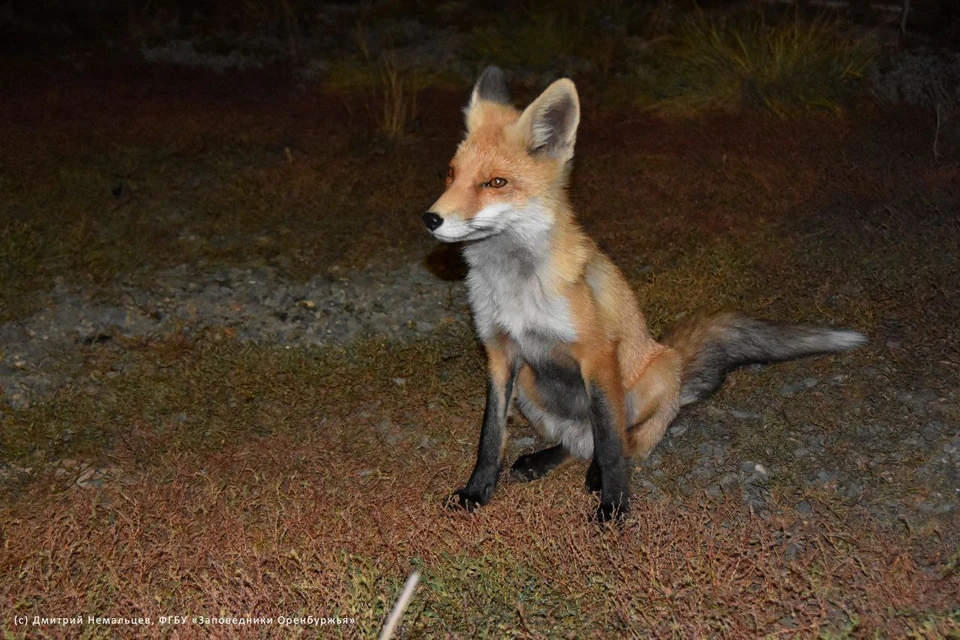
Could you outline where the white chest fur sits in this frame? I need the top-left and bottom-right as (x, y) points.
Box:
(462, 231), (577, 357)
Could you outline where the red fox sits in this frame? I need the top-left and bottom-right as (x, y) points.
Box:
(422, 66), (866, 522)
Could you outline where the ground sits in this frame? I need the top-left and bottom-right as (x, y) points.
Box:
(0, 52), (958, 637)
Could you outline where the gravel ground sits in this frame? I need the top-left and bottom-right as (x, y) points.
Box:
(0, 261), (469, 410)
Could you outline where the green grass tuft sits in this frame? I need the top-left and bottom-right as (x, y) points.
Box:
(464, 0), (639, 76)
(325, 26), (461, 140)
(642, 11), (878, 116)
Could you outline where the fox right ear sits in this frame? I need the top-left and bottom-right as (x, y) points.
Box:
(516, 78), (580, 162)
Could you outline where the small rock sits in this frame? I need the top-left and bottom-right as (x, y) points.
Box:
(779, 377), (819, 398)
(75, 467), (104, 489)
(638, 479), (658, 495)
(740, 460), (769, 477)
(704, 405), (725, 420)
(898, 388), (939, 412)
(743, 483), (770, 515)
(917, 500), (955, 515)
(511, 436), (537, 448)
(839, 480), (863, 500)
(803, 435), (826, 454)
(784, 543), (804, 562)
(719, 472), (740, 493)
(795, 501), (813, 516)
(944, 437), (960, 456)
(921, 421), (944, 444)
(642, 452), (662, 468)
(813, 470), (839, 487)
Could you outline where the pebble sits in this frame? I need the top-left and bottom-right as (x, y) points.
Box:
(740, 461), (768, 477)
(779, 377), (819, 398)
(719, 472), (740, 493)
(921, 421), (943, 444)
(669, 420), (690, 438)
(898, 388), (939, 413)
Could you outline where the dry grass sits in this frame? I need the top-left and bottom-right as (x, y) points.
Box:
(329, 46), (432, 141)
(324, 24), (463, 141)
(2, 332), (958, 638)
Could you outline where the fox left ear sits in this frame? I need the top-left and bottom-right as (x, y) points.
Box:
(516, 78), (580, 162)
(468, 66), (512, 111)
(464, 66), (512, 131)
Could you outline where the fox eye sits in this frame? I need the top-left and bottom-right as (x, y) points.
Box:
(484, 177), (508, 189)
(446, 166), (455, 184)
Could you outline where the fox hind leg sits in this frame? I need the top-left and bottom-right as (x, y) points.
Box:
(511, 364), (578, 482)
(624, 348), (683, 459)
(511, 444), (570, 481)
(584, 458), (602, 495)
(584, 349), (681, 503)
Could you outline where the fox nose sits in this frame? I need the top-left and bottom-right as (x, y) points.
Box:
(422, 212), (444, 231)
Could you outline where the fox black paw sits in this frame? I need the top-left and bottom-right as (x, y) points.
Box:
(511, 454), (551, 482)
(444, 490), (485, 513)
(593, 499), (630, 525)
(511, 445), (568, 482)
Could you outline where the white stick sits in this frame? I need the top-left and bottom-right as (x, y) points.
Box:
(378, 570), (421, 640)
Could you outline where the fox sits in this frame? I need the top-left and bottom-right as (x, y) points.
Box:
(422, 66), (867, 522)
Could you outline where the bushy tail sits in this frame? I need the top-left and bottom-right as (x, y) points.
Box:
(662, 311), (867, 406)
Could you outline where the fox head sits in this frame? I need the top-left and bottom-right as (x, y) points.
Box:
(423, 66), (580, 243)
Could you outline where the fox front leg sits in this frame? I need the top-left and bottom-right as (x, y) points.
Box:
(588, 391), (631, 522)
(446, 345), (518, 512)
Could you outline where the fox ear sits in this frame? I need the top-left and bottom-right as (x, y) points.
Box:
(516, 78), (580, 161)
(467, 66), (512, 111)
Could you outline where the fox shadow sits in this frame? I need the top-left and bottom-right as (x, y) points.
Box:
(423, 242), (469, 282)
